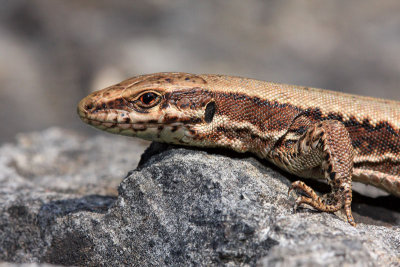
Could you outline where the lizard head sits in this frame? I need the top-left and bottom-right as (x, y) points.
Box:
(78, 72), (216, 145)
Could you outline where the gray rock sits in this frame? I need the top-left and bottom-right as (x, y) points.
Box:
(0, 264), (61, 267)
(0, 128), (399, 266)
(0, 127), (148, 195)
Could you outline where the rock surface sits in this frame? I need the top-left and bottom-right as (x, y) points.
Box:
(1, 128), (399, 266)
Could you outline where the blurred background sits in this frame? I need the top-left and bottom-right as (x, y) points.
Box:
(1, 0), (400, 144)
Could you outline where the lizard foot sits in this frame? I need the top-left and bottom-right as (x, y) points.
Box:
(288, 180), (356, 226)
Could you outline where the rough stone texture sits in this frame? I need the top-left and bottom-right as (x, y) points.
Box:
(0, 127), (148, 196)
(1, 128), (399, 266)
(0, 264), (61, 267)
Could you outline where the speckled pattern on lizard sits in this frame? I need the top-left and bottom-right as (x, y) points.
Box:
(78, 72), (400, 226)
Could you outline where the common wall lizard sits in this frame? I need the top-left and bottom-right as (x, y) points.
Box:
(78, 72), (400, 226)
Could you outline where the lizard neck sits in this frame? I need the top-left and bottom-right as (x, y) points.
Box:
(187, 90), (302, 157)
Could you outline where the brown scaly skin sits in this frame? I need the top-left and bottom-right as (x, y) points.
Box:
(78, 72), (400, 226)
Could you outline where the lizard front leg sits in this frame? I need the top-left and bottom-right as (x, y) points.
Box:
(270, 119), (356, 226)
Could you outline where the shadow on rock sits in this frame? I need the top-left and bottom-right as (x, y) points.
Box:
(38, 195), (116, 227)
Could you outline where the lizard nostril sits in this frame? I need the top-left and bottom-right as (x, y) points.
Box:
(85, 104), (93, 110)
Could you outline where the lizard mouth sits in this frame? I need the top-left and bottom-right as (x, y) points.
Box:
(77, 106), (157, 131)
(77, 98), (197, 140)
(81, 116), (192, 143)
(80, 116), (185, 132)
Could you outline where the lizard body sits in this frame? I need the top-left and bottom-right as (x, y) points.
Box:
(78, 72), (400, 226)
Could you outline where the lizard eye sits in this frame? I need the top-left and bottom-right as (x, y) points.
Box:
(137, 92), (161, 108)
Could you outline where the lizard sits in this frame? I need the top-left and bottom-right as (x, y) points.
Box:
(77, 72), (400, 226)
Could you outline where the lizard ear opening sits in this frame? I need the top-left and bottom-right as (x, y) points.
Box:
(204, 101), (216, 123)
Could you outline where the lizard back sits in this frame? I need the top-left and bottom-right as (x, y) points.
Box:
(198, 74), (400, 194)
(78, 72), (400, 196)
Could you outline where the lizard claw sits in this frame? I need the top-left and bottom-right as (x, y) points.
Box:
(288, 181), (303, 197)
(287, 187), (294, 196)
(292, 197), (300, 212)
(293, 196), (309, 211)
